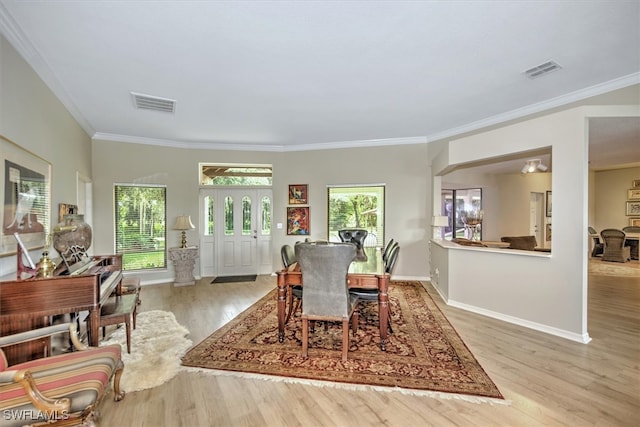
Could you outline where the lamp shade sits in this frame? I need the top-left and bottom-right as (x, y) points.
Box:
(431, 216), (449, 227)
(173, 215), (195, 231)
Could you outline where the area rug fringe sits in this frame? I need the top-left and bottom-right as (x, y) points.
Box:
(181, 366), (510, 406)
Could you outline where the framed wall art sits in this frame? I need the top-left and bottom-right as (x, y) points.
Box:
(628, 189), (640, 200)
(288, 184), (308, 204)
(1, 135), (51, 256)
(629, 218), (640, 227)
(287, 206), (310, 235)
(58, 203), (78, 223)
(627, 201), (640, 216)
(632, 179), (640, 188)
(545, 191), (552, 217)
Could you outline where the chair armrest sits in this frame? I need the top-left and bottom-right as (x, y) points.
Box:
(0, 369), (71, 417)
(0, 322), (88, 351)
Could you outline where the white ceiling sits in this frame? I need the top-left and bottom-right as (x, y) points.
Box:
(1, 1), (639, 169)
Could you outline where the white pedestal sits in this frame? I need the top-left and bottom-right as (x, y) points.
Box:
(169, 246), (198, 286)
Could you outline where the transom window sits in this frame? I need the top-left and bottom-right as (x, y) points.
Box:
(200, 164), (272, 186)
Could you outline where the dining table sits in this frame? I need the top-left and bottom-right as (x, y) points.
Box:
(276, 246), (391, 350)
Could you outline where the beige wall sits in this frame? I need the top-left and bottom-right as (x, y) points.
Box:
(0, 34), (91, 278)
(592, 166), (640, 232)
(92, 139), (431, 283)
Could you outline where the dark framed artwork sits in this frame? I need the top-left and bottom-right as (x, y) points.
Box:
(1, 135), (51, 256)
(546, 191), (552, 217)
(546, 223), (552, 242)
(288, 184), (308, 204)
(287, 206), (310, 235)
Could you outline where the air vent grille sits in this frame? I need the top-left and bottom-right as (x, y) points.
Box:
(131, 92), (176, 113)
(524, 61), (562, 79)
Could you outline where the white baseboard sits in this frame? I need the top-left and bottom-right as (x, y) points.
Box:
(447, 299), (592, 344)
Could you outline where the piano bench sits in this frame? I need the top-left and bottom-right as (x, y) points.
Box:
(121, 276), (141, 304)
(99, 294), (138, 353)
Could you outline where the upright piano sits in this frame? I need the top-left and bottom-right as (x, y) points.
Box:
(0, 254), (123, 365)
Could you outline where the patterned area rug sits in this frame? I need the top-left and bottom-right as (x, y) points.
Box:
(182, 281), (504, 402)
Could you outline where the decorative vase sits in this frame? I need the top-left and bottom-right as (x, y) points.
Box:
(53, 214), (92, 258)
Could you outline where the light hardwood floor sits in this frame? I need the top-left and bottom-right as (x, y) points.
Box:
(100, 267), (639, 427)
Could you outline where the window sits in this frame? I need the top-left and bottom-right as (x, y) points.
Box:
(327, 185), (385, 247)
(200, 164), (272, 186)
(261, 196), (271, 235)
(114, 184), (166, 270)
(441, 188), (482, 240)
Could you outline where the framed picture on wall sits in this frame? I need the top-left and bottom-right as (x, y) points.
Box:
(626, 201), (640, 216)
(288, 184), (308, 204)
(1, 135), (51, 256)
(632, 179), (640, 188)
(545, 191), (552, 217)
(546, 223), (552, 242)
(630, 218), (640, 227)
(287, 206), (310, 235)
(628, 189), (640, 200)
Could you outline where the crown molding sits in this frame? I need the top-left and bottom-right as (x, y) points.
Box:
(425, 73), (640, 143)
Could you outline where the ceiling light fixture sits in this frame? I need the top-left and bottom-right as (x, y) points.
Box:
(521, 159), (548, 174)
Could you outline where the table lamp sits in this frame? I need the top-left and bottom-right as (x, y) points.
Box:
(174, 215), (195, 248)
(431, 216), (449, 241)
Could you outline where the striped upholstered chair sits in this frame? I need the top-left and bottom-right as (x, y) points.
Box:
(0, 323), (124, 427)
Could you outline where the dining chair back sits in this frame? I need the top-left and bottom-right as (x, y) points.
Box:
(601, 228), (631, 263)
(295, 242), (358, 361)
(281, 244), (296, 268)
(385, 244), (400, 274)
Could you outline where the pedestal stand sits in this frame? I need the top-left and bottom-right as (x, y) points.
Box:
(169, 246), (198, 286)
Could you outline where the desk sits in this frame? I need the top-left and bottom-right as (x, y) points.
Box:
(276, 247), (390, 350)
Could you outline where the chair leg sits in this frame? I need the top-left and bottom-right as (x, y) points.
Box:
(341, 319), (349, 362)
(302, 318), (309, 358)
(285, 291), (294, 324)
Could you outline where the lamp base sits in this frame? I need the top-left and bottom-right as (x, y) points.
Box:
(181, 231), (188, 248)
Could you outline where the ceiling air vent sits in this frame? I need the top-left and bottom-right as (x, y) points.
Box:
(131, 92), (176, 113)
(524, 60), (562, 79)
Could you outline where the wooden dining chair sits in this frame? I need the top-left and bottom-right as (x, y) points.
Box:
(281, 244), (302, 324)
(295, 242), (358, 362)
(350, 244), (399, 334)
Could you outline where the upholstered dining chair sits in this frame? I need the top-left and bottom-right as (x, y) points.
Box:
(601, 228), (631, 263)
(350, 244), (400, 334)
(338, 229), (368, 260)
(295, 242), (358, 362)
(281, 245), (302, 324)
(588, 227), (605, 257)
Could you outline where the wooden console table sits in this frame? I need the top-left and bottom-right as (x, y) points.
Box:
(169, 246), (198, 286)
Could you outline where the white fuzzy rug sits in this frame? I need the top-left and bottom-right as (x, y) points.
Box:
(101, 310), (192, 393)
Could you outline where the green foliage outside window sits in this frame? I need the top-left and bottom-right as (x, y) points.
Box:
(114, 185), (166, 270)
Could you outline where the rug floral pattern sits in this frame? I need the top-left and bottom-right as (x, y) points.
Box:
(182, 281), (503, 399)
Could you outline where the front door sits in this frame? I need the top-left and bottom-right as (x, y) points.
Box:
(199, 188), (272, 277)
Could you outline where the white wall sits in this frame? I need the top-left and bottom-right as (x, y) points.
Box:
(0, 35), (92, 278)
